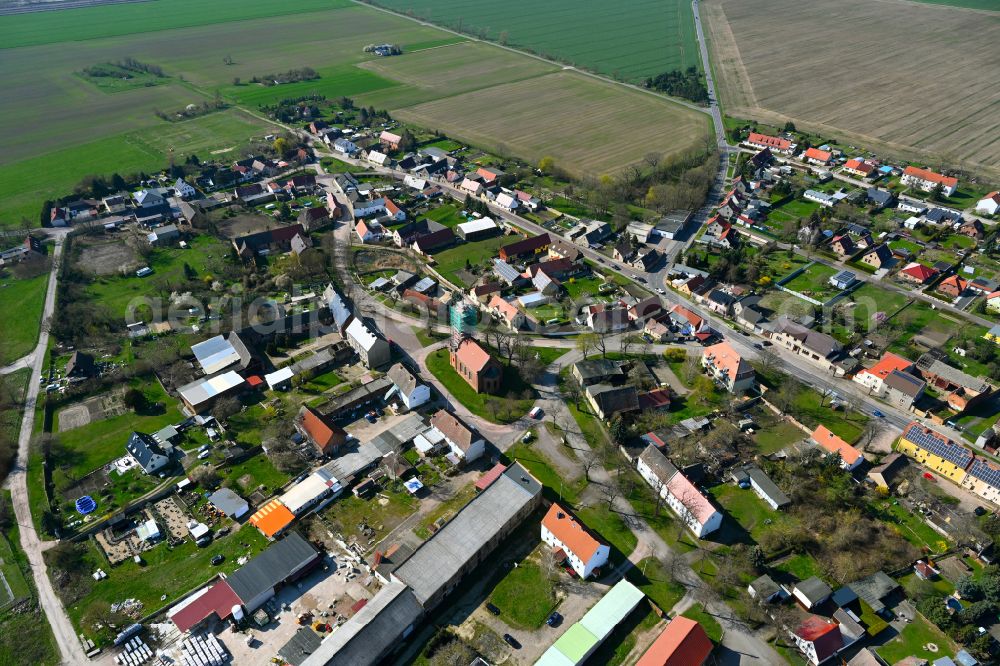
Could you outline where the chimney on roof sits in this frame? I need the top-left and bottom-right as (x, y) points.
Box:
(373, 550), (383, 566)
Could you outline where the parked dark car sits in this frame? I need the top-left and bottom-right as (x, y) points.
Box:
(503, 634), (521, 649)
(486, 603), (501, 616)
(211, 554), (225, 565)
(546, 612), (563, 627)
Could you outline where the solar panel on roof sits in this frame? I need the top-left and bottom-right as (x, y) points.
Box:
(904, 424), (972, 467)
(971, 460), (1000, 488)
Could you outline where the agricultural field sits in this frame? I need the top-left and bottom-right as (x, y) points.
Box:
(393, 70), (711, 177)
(365, 0), (703, 80)
(0, 1), (710, 229)
(703, 0), (1000, 179)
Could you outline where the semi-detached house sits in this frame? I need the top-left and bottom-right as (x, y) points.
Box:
(897, 421), (973, 484)
(636, 445), (721, 538)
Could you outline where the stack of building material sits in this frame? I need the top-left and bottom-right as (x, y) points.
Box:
(178, 633), (229, 666)
(114, 637), (153, 665)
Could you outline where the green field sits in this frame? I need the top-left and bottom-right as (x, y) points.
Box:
(431, 234), (520, 287)
(876, 614), (955, 665)
(488, 554), (557, 629)
(0, 270), (49, 366)
(781, 263), (839, 298)
(0, 0), (710, 229)
(365, 0), (703, 80)
(0, 0), (350, 49)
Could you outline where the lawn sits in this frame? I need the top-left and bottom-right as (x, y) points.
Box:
(781, 263), (839, 298)
(504, 443), (585, 505)
(681, 603), (723, 642)
(709, 483), (798, 548)
(876, 614), (956, 664)
(577, 505), (638, 557)
(873, 499), (950, 553)
(753, 419), (806, 455)
(323, 483), (419, 543)
(430, 234), (521, 287)
(425, 346), (566, 423)
(488, 552), (558, 629)
(82, 233), (235, 318)
(217, 453), (290, 495)
(789, 387), (868, 444)
(0, 491), (59, 666)
(57, 526), (268, 646)
(774, 553), (824, 581)
(423, 203), (468, 229)
(0, 268), (48, 366)
(54, 377), (183, 482)
(631, 557), (686, 613)
(0, 370), (31, 469)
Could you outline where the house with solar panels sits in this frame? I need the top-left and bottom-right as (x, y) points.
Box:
(897, 422), (974, 484)
(962, 458), (1000, 505)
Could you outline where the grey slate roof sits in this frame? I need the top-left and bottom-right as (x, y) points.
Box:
(749, 574), (781, 599)
(278, 626), (324, 666)
(795, 576), (832, 605)
(745, 464), (790, 507)
(226, 532), (318, 604)
(393, 463), (541, 606)
(638, 444), (678, 484)
(387, 363), (420, 397)
(848, 571), (898, 613)
(573, 359), (624, 382)
(207, 488), (249, 518)
(323, 285), (352, 332)
(885, 369), (926, 398)
(126, 431), (168, 472)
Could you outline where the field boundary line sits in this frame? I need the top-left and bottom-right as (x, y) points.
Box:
(351, 0), (714, 119)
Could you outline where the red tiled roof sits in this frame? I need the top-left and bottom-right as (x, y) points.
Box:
(453, 338), (492, 372)
(475, 463), (507, 491)
(246, 375), (264, 387)
(857, 352), (913, 381)
(499, 234), (550, 259)
(900, 262), (937, 281)
(702, 341), (748, 383)
(803, 147), (832, 162)
(169, 581), (241, 633)
(844, 158), (876, 175)
(812, 424), (862, 465)
(636, 616), (713, 666)
(639, 389), (672, 410)
(747, 132), (792, 151)
(300, 405), (341, 450)
(384, 198), (402, 215)
(665, 473), (717, 526)
(903, 166), (958, 189)
(542, 503), (603, 562)
(671, 304), (703, 329)
(939, 275), (968, 292)
(795, 615), (843, 662)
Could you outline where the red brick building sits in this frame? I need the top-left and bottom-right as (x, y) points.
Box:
(450, 338), (502, 394)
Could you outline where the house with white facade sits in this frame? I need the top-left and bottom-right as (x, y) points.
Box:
(901, 166), (958, 196)
(636, 445), (722, 538)
(540, 503), (610, 579)
(430, 410), (485, 463)
(386, 363), (430, 411)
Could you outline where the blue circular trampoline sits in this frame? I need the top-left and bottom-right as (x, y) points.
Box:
(75, 496), (97, 515)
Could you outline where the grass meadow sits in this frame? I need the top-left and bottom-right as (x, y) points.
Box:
(0, 271), (49, 366)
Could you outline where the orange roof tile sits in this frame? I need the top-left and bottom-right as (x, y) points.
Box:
(453, 338), (493, 373)
(665, 473), (717, 525)
(249, 499), (295, 538)
(857, 352), (912, 381)
(702, 341), (748, 383)
(636, 616), (713, 666)
(747, 132), (791, 151)
(542, 503), (603, 562)
(812, 424), (862, 465)
(903, 166), (958, 189)
(804, 147), (832, 162)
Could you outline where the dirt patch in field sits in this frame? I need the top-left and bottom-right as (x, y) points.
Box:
(76, 240), (140, 276)
(58, 392), (124, 432)
(214, 212), (284, 240)
(704, 0), (1000, 178)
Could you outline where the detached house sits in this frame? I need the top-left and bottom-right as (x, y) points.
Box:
(701, 341), (755, 393)
(386, 363), (430, 411)
(898, 262), (937, 285)
(842, 158), (877, 179)
(378, 130), (402, 151)
(450, 338), (502, 394)
(859, 244), (892, 269)
(811, 425), (863, 471)
(937, 275), (969, 298)
(296, 405), (347, 457)
(541, 503), (610, 579)
(853, 352), (914, 396)
(976, 192), (1000, 216)
(126, 431), (170, 475)
(792, 615), (844, 666)
(430, 410), (485, 463)
(802, 147), (832, 166)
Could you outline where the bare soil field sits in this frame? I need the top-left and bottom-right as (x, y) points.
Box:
(77, 239), (139, 276)
(704, 0), (1000, 178)
(393, 71), (712, 177)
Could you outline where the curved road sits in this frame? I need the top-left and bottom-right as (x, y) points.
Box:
(2, 233), (88, 665)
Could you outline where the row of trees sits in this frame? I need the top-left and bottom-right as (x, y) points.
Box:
(80, 57), (165, 79)
(252, 67), (319, 86)
(643, 67), (709, 104)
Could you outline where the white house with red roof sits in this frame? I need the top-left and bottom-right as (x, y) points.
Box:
(811, 425), (863, 471)
(460, 177), (484, 196)
(636, 445), (721, 538)
(383, 198), (406, 222)
(853, 352), (914, 396)
(986, 290), (1000, 314)
(802, 147), (832, 166)
(901, 166), (958, 196)
(743, 132), (796, 156)
(669, 304), (705, 335)
(792, 615), (844, 665)
(355, 220), (381, 243)
(977, 192), (1000, 216)
(702, 341), (755, 393)
(541, 503), (610, 579)
(842, 158), (877, 179)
